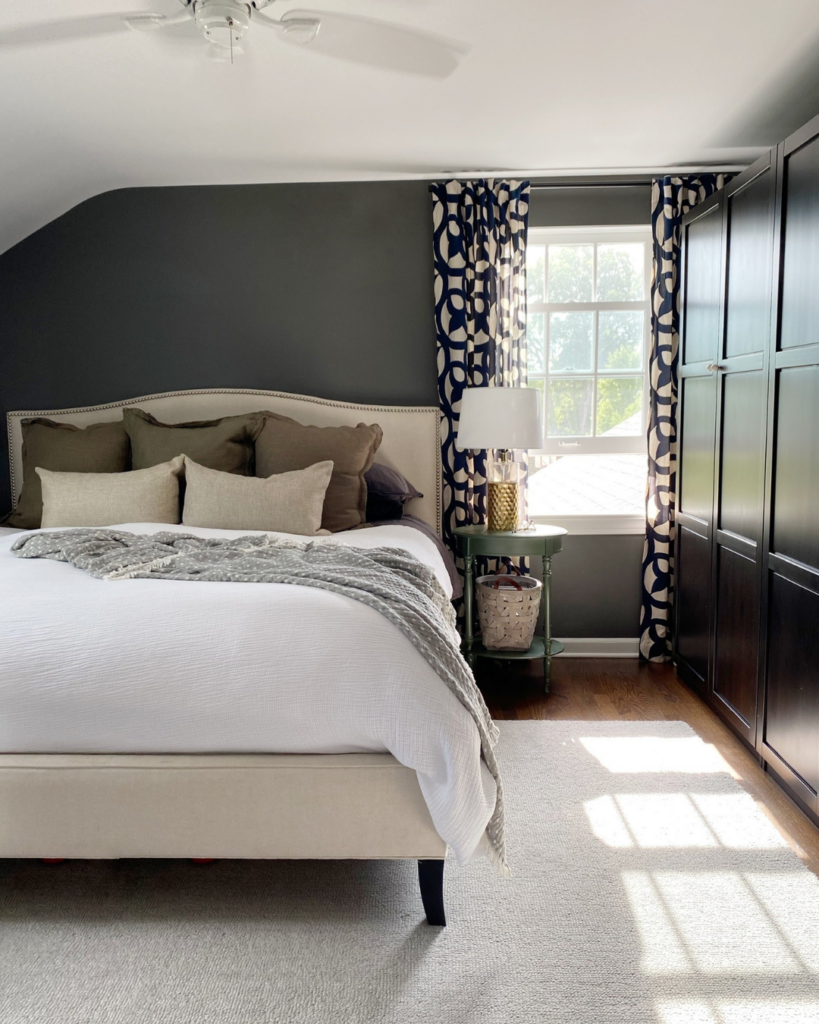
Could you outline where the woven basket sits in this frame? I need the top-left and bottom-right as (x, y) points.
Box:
(476, 567), (542, 651)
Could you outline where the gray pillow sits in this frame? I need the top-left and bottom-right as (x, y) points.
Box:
(182, 457), (333, 535)
(37, 457), (185, 528)
(124, 408), (263, 475)
(365, 464), (423, 522)
(7, 418), (130, 530)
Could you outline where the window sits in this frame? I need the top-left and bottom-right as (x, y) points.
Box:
(526, 226), (650, 530)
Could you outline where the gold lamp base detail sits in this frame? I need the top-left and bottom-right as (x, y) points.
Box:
(487, 481), (520, 532)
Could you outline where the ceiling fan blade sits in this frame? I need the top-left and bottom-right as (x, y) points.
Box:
(123, 11), (193, 33)
(0, 12), (158, 48)
(256, 8), (468, 79)
(253, 11), (321, 43)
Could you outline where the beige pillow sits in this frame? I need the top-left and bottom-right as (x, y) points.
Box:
(37, 457), (184, 528)
(182, 457), (333, 535)
(255, 414), (382, 533)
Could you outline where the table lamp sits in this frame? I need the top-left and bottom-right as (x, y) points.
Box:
(455, 386), (544, 532)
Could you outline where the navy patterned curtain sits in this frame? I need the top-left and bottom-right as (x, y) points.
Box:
(640, 174), (729, 662)
(430, 179), (530, 562)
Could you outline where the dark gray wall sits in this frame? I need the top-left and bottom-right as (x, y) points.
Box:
(0, 180), (439, 514)
(529, 184), (651, 228)
(545, 536), (645, 639)
(0, 178), (649, 638)
(529, 183), (651, 640)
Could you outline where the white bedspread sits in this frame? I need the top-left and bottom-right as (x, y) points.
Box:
(0, 523), (495, 864)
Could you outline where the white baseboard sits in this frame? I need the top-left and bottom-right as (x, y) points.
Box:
(554, 637), (640, 658)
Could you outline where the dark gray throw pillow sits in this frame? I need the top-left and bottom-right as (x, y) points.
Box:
(124, 408), (263, 476)
(7, 418), (131, 530)
(365, 464), (423, 523)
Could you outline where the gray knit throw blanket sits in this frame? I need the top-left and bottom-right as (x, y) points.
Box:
(13, 529), (507, 873)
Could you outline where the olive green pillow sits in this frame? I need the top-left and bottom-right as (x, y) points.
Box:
(255, 413), (382, 533)
(124, 408), (264, 475)
(7, 418), (131, 530)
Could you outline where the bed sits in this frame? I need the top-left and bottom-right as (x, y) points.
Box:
(0, 389), (496, 926)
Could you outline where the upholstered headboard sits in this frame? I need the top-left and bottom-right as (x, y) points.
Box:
(7, 389), (442, 534)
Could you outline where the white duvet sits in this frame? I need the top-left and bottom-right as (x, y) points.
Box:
(0, 523), (495, 864)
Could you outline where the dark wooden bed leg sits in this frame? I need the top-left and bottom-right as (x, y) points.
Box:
(418, 859), (446, 926)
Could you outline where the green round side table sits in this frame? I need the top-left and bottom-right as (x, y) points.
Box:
(454, 524), (567, 691)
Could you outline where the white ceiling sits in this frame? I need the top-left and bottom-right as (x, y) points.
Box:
(1, 0), (819, 254)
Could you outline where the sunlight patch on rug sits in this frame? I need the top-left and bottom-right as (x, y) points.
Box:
(580, 735), (734, 775)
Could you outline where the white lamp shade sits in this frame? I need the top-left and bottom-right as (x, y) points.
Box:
(455, 386), (544, 451)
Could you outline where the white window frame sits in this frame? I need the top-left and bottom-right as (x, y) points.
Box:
(527, 224), (651, 456)
(526, 224), (651, 535)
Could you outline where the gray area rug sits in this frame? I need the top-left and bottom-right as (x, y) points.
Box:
(1, 721), (818, 1024)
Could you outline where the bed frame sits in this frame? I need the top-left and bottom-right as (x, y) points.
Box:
(3, 389), (449, 926)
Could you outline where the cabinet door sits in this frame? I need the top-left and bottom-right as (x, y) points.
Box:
(761, 117), (819, 814)
(675, 196), (723, 692)
(710, 155), (775, 745)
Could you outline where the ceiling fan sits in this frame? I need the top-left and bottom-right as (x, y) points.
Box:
(128, 1), (323, 57)
(0, 0), (468, 77)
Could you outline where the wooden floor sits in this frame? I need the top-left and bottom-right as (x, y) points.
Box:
(479, 657), (819, 876)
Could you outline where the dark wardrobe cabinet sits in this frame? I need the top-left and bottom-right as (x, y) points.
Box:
(676, 112), (819, 824)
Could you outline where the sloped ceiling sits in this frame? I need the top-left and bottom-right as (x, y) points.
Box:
(1, 0), (819, 254)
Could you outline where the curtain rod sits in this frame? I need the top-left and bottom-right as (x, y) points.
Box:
(529, 181), (652, 190)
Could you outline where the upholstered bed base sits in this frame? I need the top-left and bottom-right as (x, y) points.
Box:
(0, 751), (447, 860)
(0, 752), (449, 924)
(3, 389), (450, 924)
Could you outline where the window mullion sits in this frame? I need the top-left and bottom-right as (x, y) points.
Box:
(592, 244), (598, 439)
(531, 301), (647, 313)
(544, 299), (551, 437)
(543, 243), (550, 447)
(592, 309), (599, 438)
